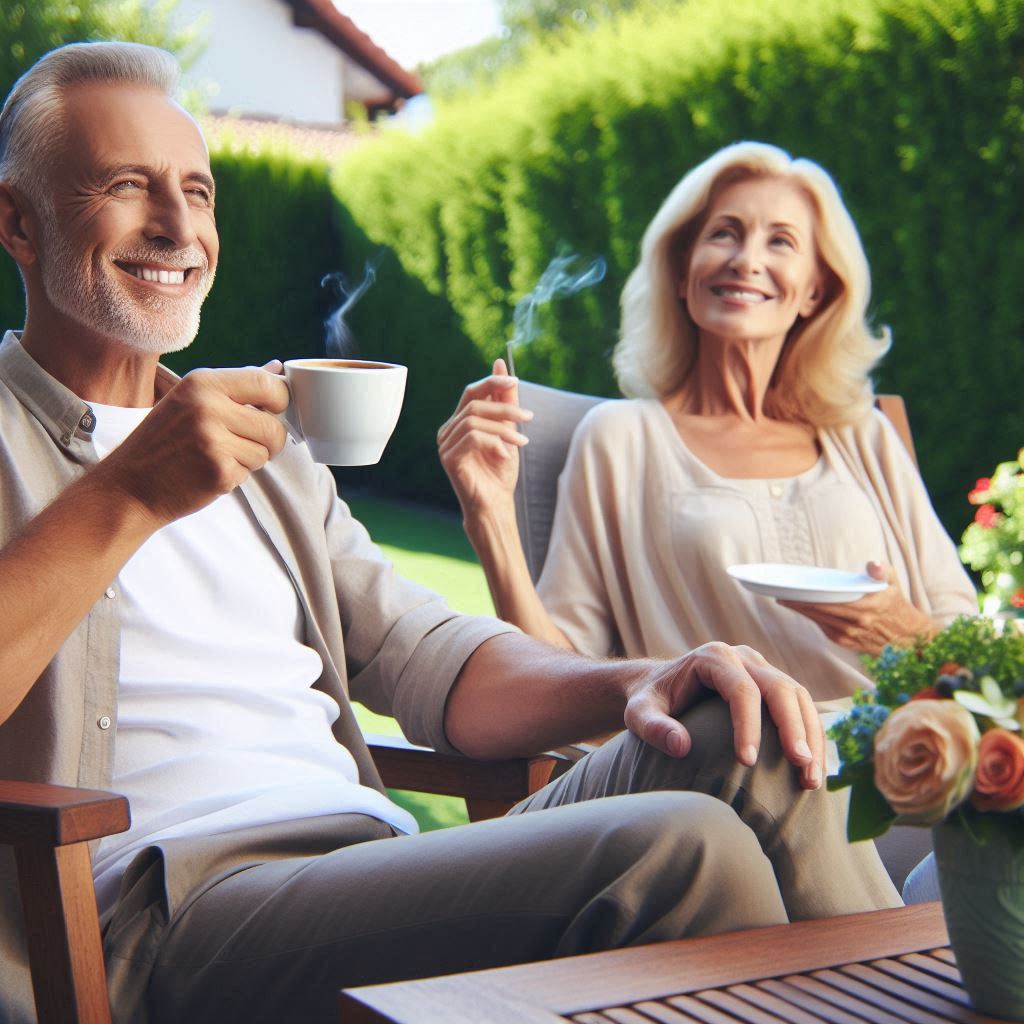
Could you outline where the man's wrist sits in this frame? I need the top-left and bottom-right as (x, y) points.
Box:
(73, 462), (167, 543)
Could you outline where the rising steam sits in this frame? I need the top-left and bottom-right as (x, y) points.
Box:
(506, 252), (607, 375)
(322, 251), (385, 357)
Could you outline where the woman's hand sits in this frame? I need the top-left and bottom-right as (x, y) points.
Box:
(437, 358), (532, 519)
(778, 560), (936, 656)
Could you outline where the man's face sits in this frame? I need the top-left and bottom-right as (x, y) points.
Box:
(34, 80), (218, 354)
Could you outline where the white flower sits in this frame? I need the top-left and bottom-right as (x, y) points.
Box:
(953, 675), (1020, 730)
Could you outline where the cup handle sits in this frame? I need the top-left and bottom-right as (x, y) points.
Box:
(278, 383), (304, 444)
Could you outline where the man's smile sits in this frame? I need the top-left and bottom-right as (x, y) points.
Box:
(112, 259), (202, 287)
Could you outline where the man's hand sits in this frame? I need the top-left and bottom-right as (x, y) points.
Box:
(623, 642), (824, 790)
(778, 560), (935, 657)
(96, 364), (290, 528)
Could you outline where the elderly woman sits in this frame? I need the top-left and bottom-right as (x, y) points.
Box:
(439, 141), (977, 702)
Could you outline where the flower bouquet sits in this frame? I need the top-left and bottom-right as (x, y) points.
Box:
(829, 614), (1024, 1018)
(960, 453), (1024, 617)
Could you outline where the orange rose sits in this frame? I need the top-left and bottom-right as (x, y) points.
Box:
(873, 700), (978, 824)
(972, 728), (1024, 812)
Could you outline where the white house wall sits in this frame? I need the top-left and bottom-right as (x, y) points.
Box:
(175, 0), (347, 124)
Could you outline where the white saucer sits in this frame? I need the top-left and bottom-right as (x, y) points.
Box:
(726, 563), (887, 604)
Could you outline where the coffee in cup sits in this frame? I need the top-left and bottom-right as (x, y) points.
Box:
(283, 358), (407, 466)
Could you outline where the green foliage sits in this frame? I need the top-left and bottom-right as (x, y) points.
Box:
(334, 0), (1024, 519)
(1, 2), (109, 103)
(423, 0), (680, 98)
(960, 455), (1024, 614)
(863, 614), (1024, 707)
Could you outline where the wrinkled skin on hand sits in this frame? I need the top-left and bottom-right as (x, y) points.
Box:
(624, 641), (824, 790)
(778, 561), (935, 657)
(97, 363), (290, 528)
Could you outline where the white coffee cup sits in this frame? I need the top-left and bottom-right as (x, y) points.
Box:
(283, 358), (407, 466)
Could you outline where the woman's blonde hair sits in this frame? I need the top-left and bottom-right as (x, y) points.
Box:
(612, 141), (890, 426)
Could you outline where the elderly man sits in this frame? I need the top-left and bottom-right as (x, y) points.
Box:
(0, 41), (898, 1024)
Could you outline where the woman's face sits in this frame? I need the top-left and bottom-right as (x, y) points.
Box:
(679, 176), (824, 349)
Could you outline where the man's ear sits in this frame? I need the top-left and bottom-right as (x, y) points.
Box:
(0, 182), (40, 267)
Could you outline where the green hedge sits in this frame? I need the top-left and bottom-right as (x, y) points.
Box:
(331, 0), (1024, 535)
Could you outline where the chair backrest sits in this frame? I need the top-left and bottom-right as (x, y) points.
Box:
(514, 381), (606, 583)
(513, 381), (917, 584)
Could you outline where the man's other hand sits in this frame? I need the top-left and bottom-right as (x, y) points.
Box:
(623, 642), (824, 790)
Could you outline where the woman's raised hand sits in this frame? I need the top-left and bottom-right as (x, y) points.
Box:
(778, 560), (937, 657)
(437, 358), (533, 519)
(439, 361), (574, 650)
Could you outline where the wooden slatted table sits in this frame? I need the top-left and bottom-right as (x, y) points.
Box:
(340, 902), (1012, 1023)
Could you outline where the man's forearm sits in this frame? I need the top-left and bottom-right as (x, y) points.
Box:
(444, 632), (647, 759)
(0, 469), (157, 724)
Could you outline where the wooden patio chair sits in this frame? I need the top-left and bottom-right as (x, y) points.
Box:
(0, 737), (562, 1024)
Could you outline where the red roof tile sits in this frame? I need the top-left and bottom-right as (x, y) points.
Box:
(282, 0), (423, 99)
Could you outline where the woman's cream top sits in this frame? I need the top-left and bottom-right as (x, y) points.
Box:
(537, 400), (977, 699)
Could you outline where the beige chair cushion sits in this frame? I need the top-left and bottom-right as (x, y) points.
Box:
(514, 380), (607, 583)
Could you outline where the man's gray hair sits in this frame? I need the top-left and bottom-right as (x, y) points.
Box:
(0, 41), (180, 206)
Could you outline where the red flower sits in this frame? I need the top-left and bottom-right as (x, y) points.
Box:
(1013, 590), (1024, 609)
(973, 729), (1024, 812)
(968, 478), (993, 504)
(975, 504), (1002, 528)
(939, 661), (962, 676)
(910, 687), (944, 701)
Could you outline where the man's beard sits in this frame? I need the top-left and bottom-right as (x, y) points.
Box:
(38, 220), (214, 355)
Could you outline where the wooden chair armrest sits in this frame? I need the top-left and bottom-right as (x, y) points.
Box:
(0, 781), (128, 1024)
(365, 734), (565, 821)
(0, 780), (130, 847)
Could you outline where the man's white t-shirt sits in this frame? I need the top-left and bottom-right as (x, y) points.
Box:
(89, 404), (417, 919)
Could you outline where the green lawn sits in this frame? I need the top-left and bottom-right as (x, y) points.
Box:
(345, 493), (494, 831)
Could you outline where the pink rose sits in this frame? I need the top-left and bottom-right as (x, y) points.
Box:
(873, 700), (978, 824)
(973, 728), (1024, 812)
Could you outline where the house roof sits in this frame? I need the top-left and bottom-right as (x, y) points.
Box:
(282, 0), (423, 100)
(202, 113), (373, 161)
